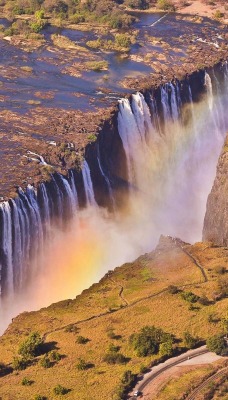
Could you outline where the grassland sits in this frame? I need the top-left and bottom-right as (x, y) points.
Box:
(0, 236), (227, 399)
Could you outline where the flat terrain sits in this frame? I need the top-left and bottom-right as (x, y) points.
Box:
(0, 12), (227, 198)
(0, 236), (227, 399)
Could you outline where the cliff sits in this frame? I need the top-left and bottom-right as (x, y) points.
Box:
(203, 135), (228, 246)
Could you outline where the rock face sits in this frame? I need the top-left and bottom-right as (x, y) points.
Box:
(203, 136), (228, 246)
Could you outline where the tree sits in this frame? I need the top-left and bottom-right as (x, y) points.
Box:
(129, 326), (171, 357)
(206, 335), (226, 355)
(183, 331), (197, 349)
(159, 340), (173, 356)
(18, 332), (43, 359)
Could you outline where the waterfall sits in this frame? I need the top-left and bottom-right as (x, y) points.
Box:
(97, 146), (115, 209)
(0, 202), (13, 298)
(205, 72), (213, 111)
(0, 66), (228, 328)
(82, 160), (97, 206)
(69, 170), (79, 209)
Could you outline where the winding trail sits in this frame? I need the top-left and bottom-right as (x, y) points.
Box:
(108, 277), (129, 306)
(173, 238), (208, 282)
(187, 366), (228, 400)
(42, 244), (208, 342)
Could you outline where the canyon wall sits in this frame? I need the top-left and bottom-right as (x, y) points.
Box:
(203, 135), (228, 246)
(0, 62), (228, 326)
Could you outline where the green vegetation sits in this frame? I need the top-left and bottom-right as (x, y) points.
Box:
(40, 355), (52, 368)
(76, 358), (92, 370)
(76, 335), (89, 344)
(1, 242), (228, 399)
(206, 334), (227, 355)
(103, 351), (127, 364)
(85, 60), (108, 71)
(181, 291), (200, 304)
(21, 377), (33, 386)
(18, 332), (43, 359)
(86, 33), (133, 52)
(34, 396), (47, 400)
(53, 384), (69, 395)
(156, 0), (175, 11)
(129, 325), (173, 357)
(183, 331), (197, 349)
(12, 356), (27, 371)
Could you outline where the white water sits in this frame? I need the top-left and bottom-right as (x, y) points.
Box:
(0, 68), (228, 334)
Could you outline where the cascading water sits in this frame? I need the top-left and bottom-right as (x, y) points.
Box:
(0, 64), (228, 333)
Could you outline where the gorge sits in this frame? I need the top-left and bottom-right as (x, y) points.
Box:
(0, 61), (228, 334)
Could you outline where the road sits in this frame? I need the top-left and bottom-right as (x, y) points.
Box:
(129, 345), (222, 399)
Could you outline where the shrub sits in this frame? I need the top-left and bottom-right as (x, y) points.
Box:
(53, 384), (69, 395)
(108, 343), (120, 353)
(76, 336), (89, 344)
(18, 332), (43, 359)
(76, 358), (91, 370)
(40, 355), (52, 368)
(87, 134), (97, 142)
(183, 331), (197, 349)
(114, 33), (131, 49)
(64, 324), (78, 333)
(181, 291), (200, 303)
(206, 334), (227, 355)
(22, 377), (33, 385)
(168, 285), (179, 294)
(34, 396), (46, 400)
(103, 352), (127, 364)
(156, 0), (175, 10)
(85, 61), (108, 71)
(214, 10), (224, 19)
(12, 357), (27, 371)
(49, 350), (61, 362)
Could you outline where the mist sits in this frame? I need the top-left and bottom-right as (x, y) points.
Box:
(0, 79), (227, 335)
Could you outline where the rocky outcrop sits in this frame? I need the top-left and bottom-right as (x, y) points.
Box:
(203, 136), (228, 246)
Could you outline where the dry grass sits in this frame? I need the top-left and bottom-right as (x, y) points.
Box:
(0, 239), (227, 399)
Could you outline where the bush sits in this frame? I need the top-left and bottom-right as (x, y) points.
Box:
(181, 291), (200, 303)
(183, 331), (197, 349)
(103, 352), (127, 364)
(108, 343), (120, 353)
(76, 358), (91, 370)
(40, 355), (52, 368)
(53, 384), (69, 395)
(159, 340), (173, 356)
(156, 0), (175, 10)
(22, 377), (33, 386)
(12, 357), (27, 371)
(115, 33), (131, 49)
(18, 332), (43, 359)
(168, 285), (179, 294)
(214, 10), (224, 19)
(76, 336), (89, 344)
(206, 334), (226, 355)
(49, 350), (61, 362)
(34, 396), (46, 400)
(64, 324), (78, 333)
(85, 61), (108, 71)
